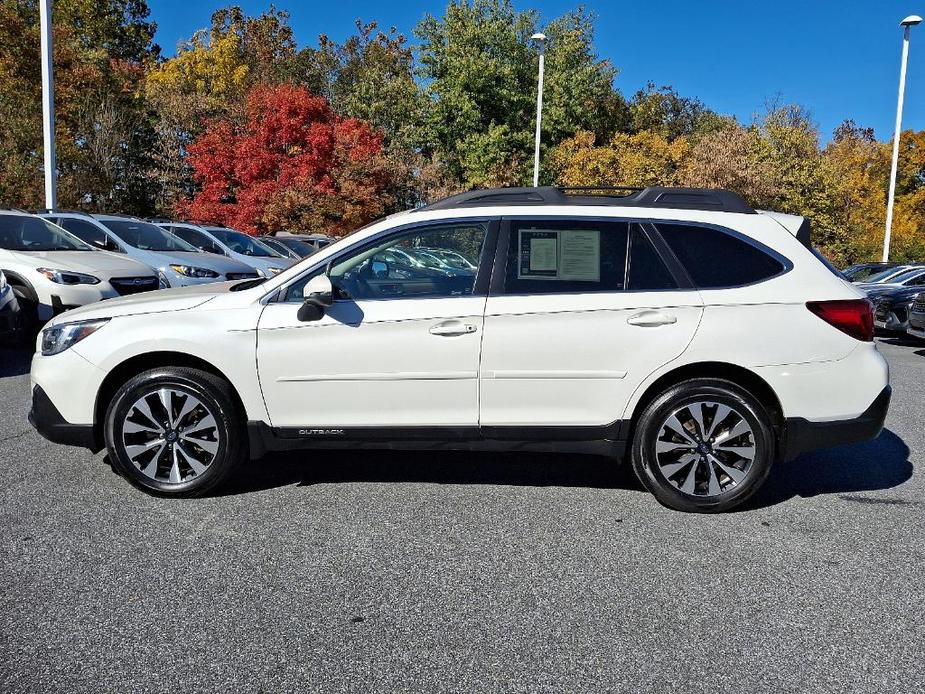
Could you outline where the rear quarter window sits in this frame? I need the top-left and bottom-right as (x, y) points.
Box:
(656, 223), (786, 288)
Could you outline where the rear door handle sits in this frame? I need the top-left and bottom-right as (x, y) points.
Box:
(627, 310), (678, 327)
(429, 320), (477, 337)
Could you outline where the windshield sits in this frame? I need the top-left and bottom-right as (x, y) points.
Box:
(101, 220), (198, 252)
(207, 228), (278, 257)
(278, 237), (315, 255)
(887, 268), (925, 285)
(0, 215), (91, 251)
(865, 266), (910, 283)
(261, 237), (297, 257)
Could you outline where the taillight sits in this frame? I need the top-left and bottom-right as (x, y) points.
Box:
(806, 299), (874, 342)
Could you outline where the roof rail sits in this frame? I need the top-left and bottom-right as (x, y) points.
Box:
(33, 208), (94, 216)
(419, 186), (756, 214)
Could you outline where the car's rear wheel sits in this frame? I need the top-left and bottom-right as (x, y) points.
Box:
(104, 367), (245, 496)
(631, 378), (775, 513)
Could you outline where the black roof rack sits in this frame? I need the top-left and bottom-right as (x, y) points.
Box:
(33, 208), (93, 216)
(419, 186), (756, 214)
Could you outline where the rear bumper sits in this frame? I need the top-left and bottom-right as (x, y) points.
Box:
(28, 385), (102, 452)
(783, 386), (891, 460)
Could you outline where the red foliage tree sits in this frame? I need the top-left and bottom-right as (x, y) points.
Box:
(179, 83), (393, 234)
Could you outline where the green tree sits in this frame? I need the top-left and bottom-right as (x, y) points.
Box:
(415, 0), (623, 189)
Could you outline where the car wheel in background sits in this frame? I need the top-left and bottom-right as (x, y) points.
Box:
(631, 378), (775, 513)
(104, 367), (246, 497)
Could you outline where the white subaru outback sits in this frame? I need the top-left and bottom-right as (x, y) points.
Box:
(28, 187), (890, 512)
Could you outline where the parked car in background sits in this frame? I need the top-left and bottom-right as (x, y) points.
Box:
(0, 270), (22, 341)
(842, 261), (904, 282)
(872, 285), (925, 333)
(905, 292), (925, 341)
(858, 266), (925, 299)
(257, 235), (304, 260)
(29, 185), (889, 514)
(155, 222), (291, 278)
(39, 212), (259, 288)
(854, 264), (924, 287)
(276, 232), (335, 254)
(1, 211), (159, 329)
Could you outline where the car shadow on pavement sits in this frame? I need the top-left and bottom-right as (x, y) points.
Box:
(221, 428), (912, 510)
(221, 448), (640, 496)
(0, 346), (31, 378)
(744, 428), (912, 510)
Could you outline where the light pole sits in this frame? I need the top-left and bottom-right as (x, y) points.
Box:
(531, 32), (546, 187)
(882, 14), (922, 262)
(40, 0), (57, 209)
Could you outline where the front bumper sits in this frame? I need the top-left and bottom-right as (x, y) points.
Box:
(782, 386), (891, 461)
(907, 312), (925, 340)
(28, 384), (102, 452)
(873, 302), (910, 332)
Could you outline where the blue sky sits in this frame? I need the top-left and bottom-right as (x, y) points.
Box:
(149, 0), (925, 142)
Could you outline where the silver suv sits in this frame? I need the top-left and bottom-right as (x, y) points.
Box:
(40, 213), (260, 287)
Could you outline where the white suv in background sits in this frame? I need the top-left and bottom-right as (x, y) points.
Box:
(154, 222), (292, 278)
(38, 212), (261, 287)
(0, 211), (158, 327)
(29, 187), (890, 513)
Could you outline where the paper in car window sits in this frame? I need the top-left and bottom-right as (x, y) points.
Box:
(559, 230), (600, 282)
(518, 230), (558, 278)
(517, 228), (600, 282)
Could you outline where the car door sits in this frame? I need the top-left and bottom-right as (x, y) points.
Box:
(479, 217), (704, 430)
(257, 219), (495, 430)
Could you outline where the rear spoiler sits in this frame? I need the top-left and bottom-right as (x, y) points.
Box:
(757, 210), (812, 248)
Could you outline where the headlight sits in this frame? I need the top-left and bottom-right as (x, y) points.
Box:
(169, 264), (219, 279)
(37, 268), (100, 285)
(41, 318), (110, 356)
(268, 267), (282, 276)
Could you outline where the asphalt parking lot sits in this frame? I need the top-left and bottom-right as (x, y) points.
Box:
(1, 338), (923, 693)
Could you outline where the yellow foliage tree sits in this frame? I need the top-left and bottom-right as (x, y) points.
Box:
(146, 32), (249, 102)
(550, 130), (689, 189)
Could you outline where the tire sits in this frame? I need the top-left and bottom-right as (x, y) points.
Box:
(630, 378), (775, 513)
(104, 367), (246, 497)
(11, 285), (39, 346)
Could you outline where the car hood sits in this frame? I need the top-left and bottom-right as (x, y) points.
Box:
(237, 254), (292, 274)
(156, 251), (256, 274)
(47, 280), (242, 325)
(14, 250), (153, 278)
(869, 286), (923, 302)
(862, 282), (907, 297)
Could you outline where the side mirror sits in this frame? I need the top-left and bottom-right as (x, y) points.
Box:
(297, 274), (334, 322)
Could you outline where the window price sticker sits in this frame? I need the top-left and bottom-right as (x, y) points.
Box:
(517, 228), (600, 282)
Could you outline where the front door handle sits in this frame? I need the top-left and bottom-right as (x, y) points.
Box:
(627, 310), (678, 327)
(429, 320), (477, 336)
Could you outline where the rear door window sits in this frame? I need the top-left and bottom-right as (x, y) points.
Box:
(656, 223), (786, 288)
(502, 220), (677, 294)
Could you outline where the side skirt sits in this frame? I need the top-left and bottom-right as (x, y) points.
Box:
(246, 421), (627, 460)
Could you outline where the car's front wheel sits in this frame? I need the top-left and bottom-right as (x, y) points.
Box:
(631, 378), (775, 513)
(104, 367), (246, 496)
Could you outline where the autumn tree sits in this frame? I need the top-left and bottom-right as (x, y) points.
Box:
(180, 83), (393, 235)
(550, 130), (689, 188)
(0, 0), (158, 211)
